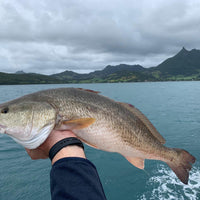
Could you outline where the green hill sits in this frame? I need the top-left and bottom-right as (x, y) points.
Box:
(156, 47), (200, 76)
(50, 64), (148, 83)
(1, 47), (200, 84)
(0, 72), (61, 85)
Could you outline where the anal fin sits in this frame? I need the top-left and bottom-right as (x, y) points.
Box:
(125, 156), (145, 169)
(77, 137), (99, 149)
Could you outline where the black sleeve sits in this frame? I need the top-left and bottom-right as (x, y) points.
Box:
(50, 157), (107, 200)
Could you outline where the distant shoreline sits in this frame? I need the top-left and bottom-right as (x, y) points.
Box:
(1, 47), (200, 84)
(0, 80), (199, 86)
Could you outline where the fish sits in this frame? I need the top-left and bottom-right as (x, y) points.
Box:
(0, 87), (196, 184)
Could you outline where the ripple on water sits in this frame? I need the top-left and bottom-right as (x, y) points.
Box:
(139, 164), (200, 200)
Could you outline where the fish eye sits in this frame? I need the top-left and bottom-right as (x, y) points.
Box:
(1, 107), (9, 114)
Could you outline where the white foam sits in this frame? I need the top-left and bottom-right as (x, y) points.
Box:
(139, 164), (200, 200)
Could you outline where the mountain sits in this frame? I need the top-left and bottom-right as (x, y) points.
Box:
(50, 64), (148, 83)
(155, 47), (200, 76)
(91, 64), (144, 77)
(0, 72), (61, 85)
(50, 70), (86, 82)
(1, 47), (200, 84)
(15, 70), (26, 74)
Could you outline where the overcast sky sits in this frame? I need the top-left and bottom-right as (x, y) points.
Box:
(0, 0), (200, 74)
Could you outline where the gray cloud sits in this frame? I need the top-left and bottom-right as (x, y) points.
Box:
(0, 0), (200, 74)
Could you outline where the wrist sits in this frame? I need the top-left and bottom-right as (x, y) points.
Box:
(48, 137), (85, 165)
(52, 145), (86, 164)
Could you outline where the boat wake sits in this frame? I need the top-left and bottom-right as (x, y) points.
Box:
(139, 164), (200, 200)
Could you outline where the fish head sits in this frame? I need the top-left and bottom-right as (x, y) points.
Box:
(0, 100), (57, 149)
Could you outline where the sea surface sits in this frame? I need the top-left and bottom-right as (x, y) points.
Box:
(0, 82), (199, 200)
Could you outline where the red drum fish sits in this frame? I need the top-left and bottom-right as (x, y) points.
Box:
(0, 88), (195, 184)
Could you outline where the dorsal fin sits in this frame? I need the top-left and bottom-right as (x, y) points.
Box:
(77, 88), (100, 94)
(118, 102), (166, 144)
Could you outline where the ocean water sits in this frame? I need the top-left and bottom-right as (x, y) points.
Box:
(0, 82), (199, 200)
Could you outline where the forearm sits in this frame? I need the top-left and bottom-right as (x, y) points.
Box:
(26, 130), (107, 200)
(50, 148), (107, 200)
(51, 145), (86, 165)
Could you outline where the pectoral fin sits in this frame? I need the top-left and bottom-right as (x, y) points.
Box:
(61, 118), (96, 130)
(125, 156), (145, 169)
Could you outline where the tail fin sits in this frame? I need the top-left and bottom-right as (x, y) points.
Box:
(166, 148), (196, 184)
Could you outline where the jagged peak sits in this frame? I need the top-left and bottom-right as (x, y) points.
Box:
(182, 46), (187, 50)
(180, 47), (188, 52)
(176, 47), (189, 56)
(176, 47), (200, 57)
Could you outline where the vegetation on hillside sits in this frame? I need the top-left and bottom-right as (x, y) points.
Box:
(1, 48), (200, 84)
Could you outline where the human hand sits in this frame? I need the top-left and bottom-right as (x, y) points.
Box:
(25, 130), (85, 164)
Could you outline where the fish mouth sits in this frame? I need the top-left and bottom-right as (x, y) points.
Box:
(0, 124), (7, 133)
